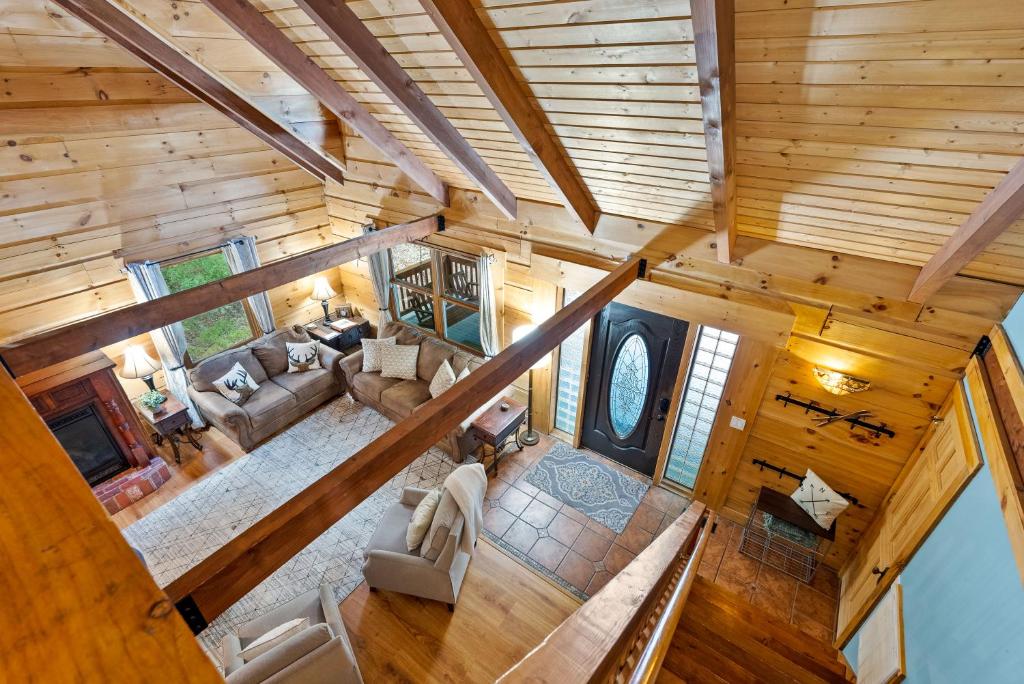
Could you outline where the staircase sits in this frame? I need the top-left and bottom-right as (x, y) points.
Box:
(658, 576), (855, 684)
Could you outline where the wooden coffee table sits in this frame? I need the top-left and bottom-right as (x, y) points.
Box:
(470, 397), (527, 476)
(135, 394), (202, 464)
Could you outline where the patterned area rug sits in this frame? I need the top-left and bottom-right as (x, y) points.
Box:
(523, 441), (649, 534)
(122, 395), (460, 660)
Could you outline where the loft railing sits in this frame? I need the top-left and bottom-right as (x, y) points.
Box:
(498, 502), (712, 683)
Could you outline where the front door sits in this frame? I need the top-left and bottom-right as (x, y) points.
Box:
(580, 302), (688, 476)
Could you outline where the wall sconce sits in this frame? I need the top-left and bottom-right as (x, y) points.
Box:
(813, 366), (870, 396)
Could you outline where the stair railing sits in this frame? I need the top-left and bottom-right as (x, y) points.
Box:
(497, 502), (711, 683)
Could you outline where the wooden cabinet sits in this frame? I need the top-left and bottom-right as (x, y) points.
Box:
(836, 384), (981, 645)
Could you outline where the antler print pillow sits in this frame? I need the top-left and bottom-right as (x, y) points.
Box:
(213, 362), (261, 405)
(285, 341), (322, 373)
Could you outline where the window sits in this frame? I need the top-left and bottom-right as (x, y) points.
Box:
(664, 327), (738, 489)
(554, 290), (586, 434)
(388, 243), (483, 352)
(161, 252), (259, 362)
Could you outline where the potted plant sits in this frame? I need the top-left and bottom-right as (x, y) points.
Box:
(140, 389), (167, 414)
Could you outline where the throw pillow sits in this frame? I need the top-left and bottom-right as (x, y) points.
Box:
(456, 366), (470, 382)
(239, 617), (309, 662)
(421, 489), (459, 561)
(213, 361), (260, 405)
(406, 489), (442, 551)
(285, 341), (322, 373)
(429, 360), (457, 399)
(361, 336), (396, 373)
(380, 344), (420, 380)
(791, 469), (849, 530)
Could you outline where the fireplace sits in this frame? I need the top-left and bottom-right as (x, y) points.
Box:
(48, 404), (130, 487)
(18, 351), (171, 514)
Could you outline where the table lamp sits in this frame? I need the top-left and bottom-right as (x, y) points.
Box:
(512, 324), (547, 446)
(311, 276), (337, 324)
(120, 345), (161, 392)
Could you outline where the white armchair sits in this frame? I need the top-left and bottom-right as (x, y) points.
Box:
(221, 584), (362, 684)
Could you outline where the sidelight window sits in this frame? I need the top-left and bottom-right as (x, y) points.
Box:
(554, 291), (587, 434)
(664, 326), (738, 489)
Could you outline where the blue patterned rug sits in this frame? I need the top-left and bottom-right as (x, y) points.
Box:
(523, 441), (649, 534)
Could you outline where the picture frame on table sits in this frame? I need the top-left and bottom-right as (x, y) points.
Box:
(337, 303), (354, 318)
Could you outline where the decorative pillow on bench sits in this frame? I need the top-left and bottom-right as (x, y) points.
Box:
(213, 362), (260, 405)
(790, 469), (848, 530)
(286, 341), (322, 373)
(380, 344), (420, 381)
(361, 336), (396, 373)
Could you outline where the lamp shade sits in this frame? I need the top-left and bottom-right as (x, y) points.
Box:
(512, 324), (547, 370)
(120, 345), (161, 379)
(310, 276), (337, 302)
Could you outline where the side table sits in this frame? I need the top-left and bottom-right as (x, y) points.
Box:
(135, 395), (202, 465)
(470, 398), (527, 476)
(306, 317), (371, 354)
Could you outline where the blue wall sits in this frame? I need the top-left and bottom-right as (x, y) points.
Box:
(843, 382), (1024, 682)
(1003, 293), (1024, 353)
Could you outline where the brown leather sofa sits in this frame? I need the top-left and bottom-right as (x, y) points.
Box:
(187, 325), (345, 451)
(340, 321), (492, 461)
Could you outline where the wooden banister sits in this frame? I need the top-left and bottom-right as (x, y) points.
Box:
(628, 513), (716, 684)
(498, 502), (708, 683)
(165, 257), (644, 629)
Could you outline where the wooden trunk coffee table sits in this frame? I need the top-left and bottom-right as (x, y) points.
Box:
(470, 398), (527, 476)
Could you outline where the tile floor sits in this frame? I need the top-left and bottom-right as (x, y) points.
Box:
(481, 434), (840, 645)
(481, 434), (690, 597)
(698, 517), (840, 643)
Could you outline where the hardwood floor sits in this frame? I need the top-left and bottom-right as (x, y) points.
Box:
(340, 538), (581, 683)
(111, 426), (246, 529)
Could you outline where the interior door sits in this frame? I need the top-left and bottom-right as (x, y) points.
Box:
(580, 302), (688, 476)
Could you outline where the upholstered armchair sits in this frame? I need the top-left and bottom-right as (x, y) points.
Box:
(362, 486), (481, 610)
(221, 584), (363, 684)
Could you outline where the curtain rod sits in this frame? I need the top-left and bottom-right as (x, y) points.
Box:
(131, 239), (243, 267)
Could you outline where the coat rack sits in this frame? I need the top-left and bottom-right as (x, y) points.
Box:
(751, 458), (862, 507)
(775, 392), (895, 439)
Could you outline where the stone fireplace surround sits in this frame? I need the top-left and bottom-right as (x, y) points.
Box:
(17, 351), (170, 515)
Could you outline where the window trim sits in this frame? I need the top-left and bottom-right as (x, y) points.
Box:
(160, 249), (262, 366)
(387, 241), (483, 354)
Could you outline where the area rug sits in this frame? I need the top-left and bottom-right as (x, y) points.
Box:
(121, 395), (460, 661)
(523, 441), (649, 534)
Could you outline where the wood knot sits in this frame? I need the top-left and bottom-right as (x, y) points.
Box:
(149, 599), (174, 619)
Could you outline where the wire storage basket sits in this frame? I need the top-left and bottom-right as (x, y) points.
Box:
(738, 487), (832, 584)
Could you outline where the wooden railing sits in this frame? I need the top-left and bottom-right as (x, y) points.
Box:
(498, 502), (711, 683)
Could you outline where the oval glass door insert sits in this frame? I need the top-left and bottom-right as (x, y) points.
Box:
(608, 333), (650, 438)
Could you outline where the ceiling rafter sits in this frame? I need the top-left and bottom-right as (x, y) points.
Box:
(419, 0), (599, 233)
(909, 157), (1024, 303)
(200, 0), (449, 206)
(293, 0), (518, 220)
(51, 0), (346, 186)
(691, 0), (737, 264)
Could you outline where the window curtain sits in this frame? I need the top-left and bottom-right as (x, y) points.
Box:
(124, 262), (205, 427)
(478, 252), (500, 357)
(222, 236), (275, 334)
(363, 224), (394, 335)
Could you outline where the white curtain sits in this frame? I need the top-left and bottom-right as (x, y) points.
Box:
(478, 252), (500, 357)
(363, 224), (394, 335)
(222, 236), (275, 334)
(125, 262), (205, 427)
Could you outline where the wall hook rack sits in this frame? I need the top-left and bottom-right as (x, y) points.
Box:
(752, 458), (862, 507)
(775, 392), (895, 439)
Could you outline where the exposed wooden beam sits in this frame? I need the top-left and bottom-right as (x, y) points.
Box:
(909, 157), (1024, 303)
(419, 0), (598, 232)
(164, 257), (643, 625)
(293, 0), (517, 220)
(0, 370), (222, 681)
(52, 0), (345, 186)
(0, 216), (441, 376)
(201, 0), (448, 206)
(690, 0), (737, 264)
